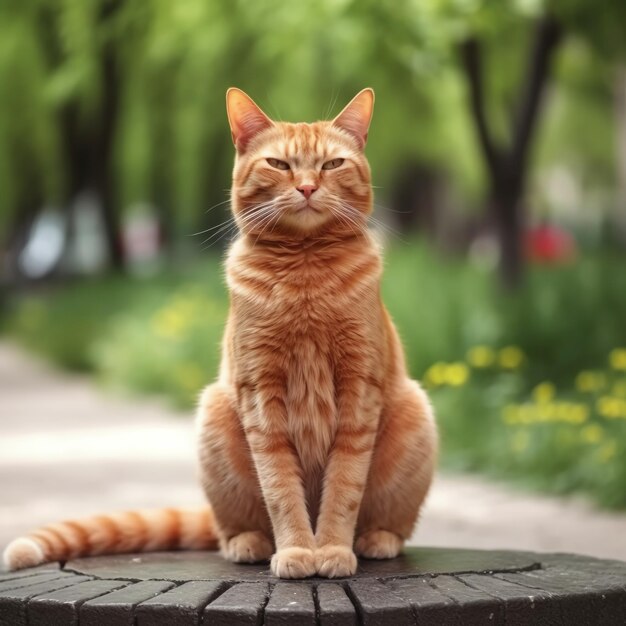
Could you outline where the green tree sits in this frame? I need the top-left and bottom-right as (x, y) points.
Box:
(458, 13), (562, 287)
(361, 0), (625, 286)
(1, 0), (623, 280)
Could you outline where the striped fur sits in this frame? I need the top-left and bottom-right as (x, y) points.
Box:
(3, 508), (218, 570)
(4, 89), (437, 578)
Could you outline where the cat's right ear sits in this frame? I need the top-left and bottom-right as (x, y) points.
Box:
(226, 88), (274, 153)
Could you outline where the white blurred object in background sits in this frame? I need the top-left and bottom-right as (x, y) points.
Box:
(17, 208), (66, 279)
(68, 192), (110, 274)
(122, 203), (161, 275)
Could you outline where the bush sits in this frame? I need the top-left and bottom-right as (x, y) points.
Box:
(93, 283), (227, 408)
(426, 349), (626, 508)
(4, 278), (146, 371)
(4, 261), (228, 407)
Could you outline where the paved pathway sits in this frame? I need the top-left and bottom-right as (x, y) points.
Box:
(2, 342), (625, 561)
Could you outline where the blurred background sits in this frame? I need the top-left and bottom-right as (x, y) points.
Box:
(1, 0), (626, 559)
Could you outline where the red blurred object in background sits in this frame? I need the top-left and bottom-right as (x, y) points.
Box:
(525, 224), (577, 264)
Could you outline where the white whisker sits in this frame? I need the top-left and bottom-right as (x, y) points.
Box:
(199, 202), (277, 248)
(203, 197), (232, 215)
(191, 216), (236, 238)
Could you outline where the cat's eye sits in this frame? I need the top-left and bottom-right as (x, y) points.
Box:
(322, 158), (345, 170)
(266, 158), (290, 170)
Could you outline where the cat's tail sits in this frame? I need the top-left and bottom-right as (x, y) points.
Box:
(2, 507), (218, 571)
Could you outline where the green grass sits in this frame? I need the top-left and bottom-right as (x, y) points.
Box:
(4, 242), (626, 508)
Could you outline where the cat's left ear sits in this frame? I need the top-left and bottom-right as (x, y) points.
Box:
(226, 88), (274, 153)
(332, 88), (375, 149)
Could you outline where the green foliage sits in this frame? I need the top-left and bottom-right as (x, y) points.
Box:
(1, 0), (624, 238)
(5, 243), (626, 506)
(5, 277), (146, 371)
(93, 282), (226, 408)
(385, 244), (626, 388)
(535, 42), (617, 207)
(431, 353), (626, 509)
(5, 261), (226, 381)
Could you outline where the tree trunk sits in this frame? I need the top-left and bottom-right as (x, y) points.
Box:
(148, 66), (179, 256)
(459, 15), (562, 288)
(614, 65), (626, 245)
(37, 1), (124, 273)
(93, 27), (124, 271)
(491, 191), (523, 288)
(90, 0), (124, 271)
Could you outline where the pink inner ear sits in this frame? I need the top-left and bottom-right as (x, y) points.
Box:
(332, 90), (374, 149)
(335, 109), (367, 146)
(227, 90), (273, 152)
(232, 109), (272, 151)
(237, 111), (270, 144)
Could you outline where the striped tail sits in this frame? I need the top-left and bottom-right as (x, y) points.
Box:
(2, 507), (218, 571)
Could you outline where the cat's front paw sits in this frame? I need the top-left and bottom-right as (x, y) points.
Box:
(270, 547), (316, 579)
(314, 545), (357, 578)
(223, 531), (274, 563)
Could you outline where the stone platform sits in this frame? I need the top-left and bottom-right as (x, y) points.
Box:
(1, 547), (625, 624)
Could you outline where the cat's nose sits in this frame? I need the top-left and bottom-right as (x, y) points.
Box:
(296, 185), (317, 199)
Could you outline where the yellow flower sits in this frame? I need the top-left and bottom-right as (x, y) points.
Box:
(511, 430), (530, 453)
(597, 396), (626, 419)
(445, 362), (470, 386)
(425, 363), (447, 387)
(580, 424), (603, 444)
(518, 404), (537, 424)
(597, 441), (617, 463)
(550, 402), (588, 424)
(533, 382), (556, 404)
(498, 346), (525, 369)
(609, 348), (626, 371)
(566, 403), (589, 424)
(425, 362), (470, 387)
(467, 346), (495, 368)
(151, 307), (187, 339)
(575, 370), (606, 393)
(537, 403), (556, 422)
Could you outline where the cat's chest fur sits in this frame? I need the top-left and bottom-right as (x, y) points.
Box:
(226, 237), (382, 474)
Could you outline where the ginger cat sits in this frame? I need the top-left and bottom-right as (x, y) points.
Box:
(3, 88), (437, 579)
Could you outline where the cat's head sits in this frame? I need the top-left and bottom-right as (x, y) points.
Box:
(226, 88), (374, 240)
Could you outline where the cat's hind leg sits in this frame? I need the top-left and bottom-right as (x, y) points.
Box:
(197, 383), (274, 563)
(355, 380), (437, 559)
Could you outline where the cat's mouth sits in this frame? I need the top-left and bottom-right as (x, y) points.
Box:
(293, 200), (322, 214)
(280, 197), (331, 232)
(298, 205), (322, 214)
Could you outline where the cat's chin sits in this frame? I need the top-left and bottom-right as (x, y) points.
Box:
(281, 207), (332, 233)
